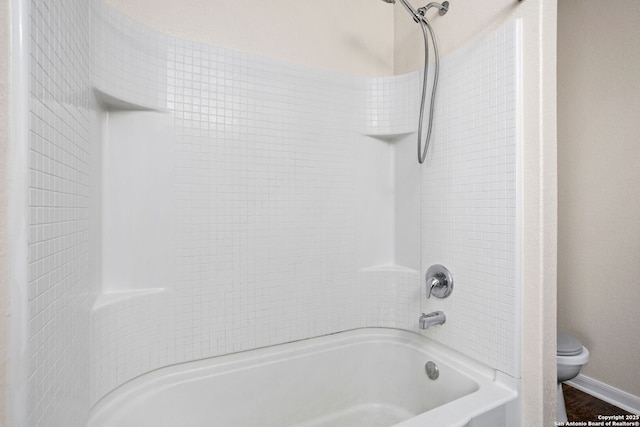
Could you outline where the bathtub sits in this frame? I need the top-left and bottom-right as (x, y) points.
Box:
(86, 328), (519, 427)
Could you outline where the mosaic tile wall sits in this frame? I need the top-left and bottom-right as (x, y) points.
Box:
(419, 22), (520, 376)
(27, 0), (93, 425)
(89, 4), (420, 404)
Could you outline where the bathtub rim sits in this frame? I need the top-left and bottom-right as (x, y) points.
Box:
(87, 327), (518, 427)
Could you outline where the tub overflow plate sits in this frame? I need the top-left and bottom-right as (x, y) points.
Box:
(425, 361), (439, 380)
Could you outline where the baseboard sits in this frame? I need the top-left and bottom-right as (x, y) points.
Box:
(566, 374), (640, 415)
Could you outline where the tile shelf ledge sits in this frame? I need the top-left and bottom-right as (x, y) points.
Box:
(93, 87), (167, 112)
(359, 264), (419, 274)
(92, 288), (167, 311)
(364, 131), (416, 142)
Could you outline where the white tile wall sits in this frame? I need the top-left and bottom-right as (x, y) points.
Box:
(25, 0), (521, 421)
(365, 73), (419, 135)
(357, 266), (421, 329)
(419, 22), (520, 376)
(27, 0), (93, 426)
(92, 1), (167, 109)
(89, 5), (419, 404)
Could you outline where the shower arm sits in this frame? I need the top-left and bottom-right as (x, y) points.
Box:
(421, 2), (449, 16)
(397, 0), (449, 23)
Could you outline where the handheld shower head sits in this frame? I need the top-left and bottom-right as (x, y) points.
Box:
(379, 0), (450, 164)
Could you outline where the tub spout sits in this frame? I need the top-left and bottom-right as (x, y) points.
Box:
(419, 311), (445, 330)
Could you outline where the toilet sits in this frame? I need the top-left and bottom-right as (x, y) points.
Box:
(557, 332), (590, 422)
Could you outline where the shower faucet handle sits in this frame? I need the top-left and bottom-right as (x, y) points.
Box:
(425, 264), (453, 299)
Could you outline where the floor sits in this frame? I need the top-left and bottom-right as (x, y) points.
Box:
(563, 383), (634, 422)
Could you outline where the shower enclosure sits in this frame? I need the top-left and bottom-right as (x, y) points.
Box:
(4, 0), (559, 426)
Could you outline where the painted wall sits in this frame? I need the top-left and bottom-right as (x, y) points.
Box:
(0, 0), (9, 423)
(105, 0), (395, 77)
(558, 0), (640, 398)
(393, 0), (558, 425)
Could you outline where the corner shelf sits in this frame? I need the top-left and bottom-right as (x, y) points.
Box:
(364, 131), (415, 143)
(93, 87), (167, 112)
(92, 288), (167, 311)
(359, 264), (419, 275)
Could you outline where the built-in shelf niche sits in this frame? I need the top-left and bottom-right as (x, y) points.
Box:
(356, 133), (420, 272)
(93, 88), (175, 306)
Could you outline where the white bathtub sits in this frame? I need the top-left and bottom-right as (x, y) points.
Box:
(87, 328), (518, 427)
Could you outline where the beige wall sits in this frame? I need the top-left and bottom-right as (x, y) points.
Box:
(106, 0), (395, 77)
(558, 0), (640, 398)
(1, 0), (10, 423)
(394, 1), (558, 425)
(394, 0), (530, 74)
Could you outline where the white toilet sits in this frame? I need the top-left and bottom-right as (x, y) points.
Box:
(557, 332), (590, 423)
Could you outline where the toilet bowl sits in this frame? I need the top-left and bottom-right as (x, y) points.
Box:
(557, 332), (589, 423)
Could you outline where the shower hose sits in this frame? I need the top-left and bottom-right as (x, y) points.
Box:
(417, 17), (440, 164)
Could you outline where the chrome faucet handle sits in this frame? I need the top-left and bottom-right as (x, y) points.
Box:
(426, 276), (442, 298)
(425, 265), (453, 299)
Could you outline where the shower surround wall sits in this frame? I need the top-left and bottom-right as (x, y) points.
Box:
(26, 0), (93, 426)
(21, 1), (520, 425)
(89, 4), (422, 402)
(420, 24), (520, 376)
